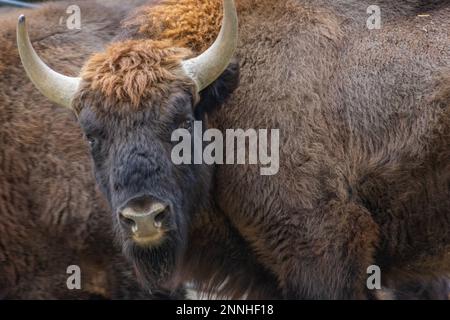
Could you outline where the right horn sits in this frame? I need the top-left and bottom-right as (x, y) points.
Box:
(181, 0), (238, 92)
(17, 15), (80, 109)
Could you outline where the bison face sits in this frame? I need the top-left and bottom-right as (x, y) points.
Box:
(16, 0), (238, 289)
(77, 89), (207, 288)
(72, 41), (238, 289)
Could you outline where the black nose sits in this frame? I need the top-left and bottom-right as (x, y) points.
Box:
(119, 195), (169, 240)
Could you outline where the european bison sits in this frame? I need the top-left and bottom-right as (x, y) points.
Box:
(17, 0), (450, 299)
(0, 0), (180, 299)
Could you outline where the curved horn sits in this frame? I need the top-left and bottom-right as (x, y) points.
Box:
(182, 0), (238, 92)
(17, 15), (80, 108)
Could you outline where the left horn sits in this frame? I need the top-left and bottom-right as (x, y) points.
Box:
(181, 0), (238, 92)
(17, 15), (80, 109)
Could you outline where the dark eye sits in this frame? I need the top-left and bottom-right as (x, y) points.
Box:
(86, 135), (98, 149)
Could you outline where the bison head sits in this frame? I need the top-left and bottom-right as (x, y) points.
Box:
(17, 0), (238, 289)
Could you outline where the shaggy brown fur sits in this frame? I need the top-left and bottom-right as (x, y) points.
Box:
(0, 0), (183, 299)
(124, 0), (223, 52)
(28, 0), (450, 299)
(207, 0), (450, 298)
(78, 40), (194, 110)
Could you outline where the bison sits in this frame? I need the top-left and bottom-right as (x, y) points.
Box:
(16, 0), (450, 299)
(0, 0), (182, 299)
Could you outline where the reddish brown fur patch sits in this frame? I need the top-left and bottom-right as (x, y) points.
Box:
(80, 39), (194, 110)
(125, 0), (223, 53)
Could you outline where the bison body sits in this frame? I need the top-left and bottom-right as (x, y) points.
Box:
(205, 0), (450, 299)
(14, 0), (450, 299)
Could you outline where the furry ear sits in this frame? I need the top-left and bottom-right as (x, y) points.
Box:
(194, 59), (240, 120)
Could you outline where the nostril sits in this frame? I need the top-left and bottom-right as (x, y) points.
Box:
(154, 209), (168, 228)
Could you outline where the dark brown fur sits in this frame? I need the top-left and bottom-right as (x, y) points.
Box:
(203, 0), (450, 299)
(207, 0), (450, 299)
(21, 0), (450, 299)
(0, 0), (183, 299)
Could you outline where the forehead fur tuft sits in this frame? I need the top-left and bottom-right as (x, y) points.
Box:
(79, 39), (194, 109)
